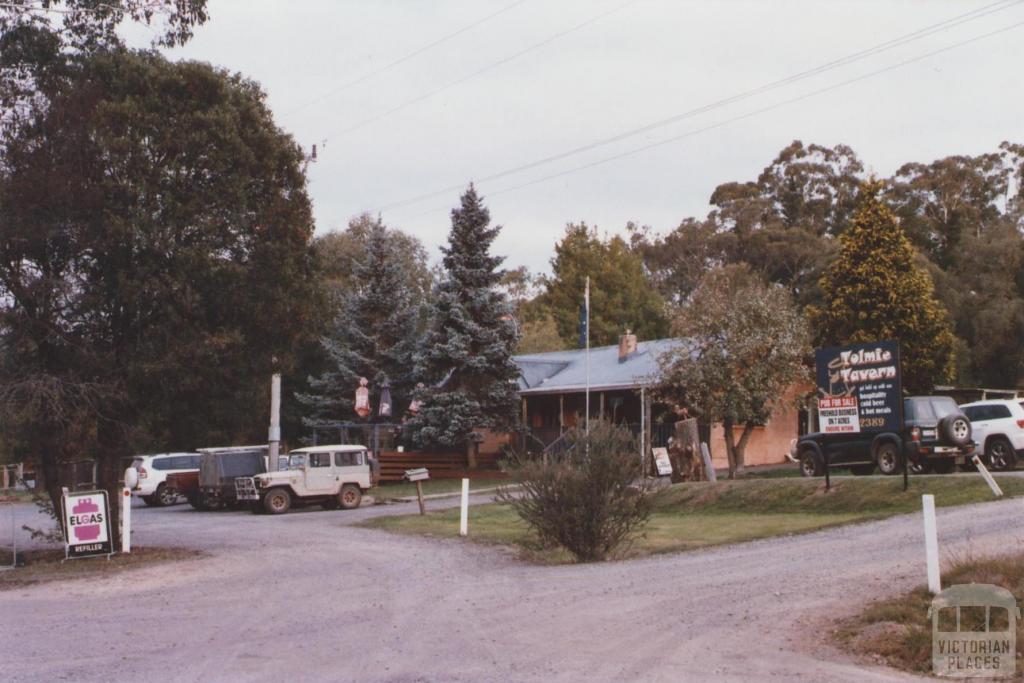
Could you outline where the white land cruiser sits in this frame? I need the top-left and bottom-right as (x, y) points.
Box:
(236, 445), (374, 515)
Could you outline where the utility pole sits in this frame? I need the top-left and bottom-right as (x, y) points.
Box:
(268, 373), (281, 472)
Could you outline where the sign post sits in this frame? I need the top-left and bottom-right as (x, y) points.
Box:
(814, 340), (904, 491)
(61, 489), (114, 560)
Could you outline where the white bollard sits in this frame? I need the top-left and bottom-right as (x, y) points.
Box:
(459, 478), (469, 537)
(922, 494), (940, 594)
(971, 455), (1004, 497)
(121, 487), (132, 554)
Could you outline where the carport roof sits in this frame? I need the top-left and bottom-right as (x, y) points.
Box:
(513, 338), (683, 395)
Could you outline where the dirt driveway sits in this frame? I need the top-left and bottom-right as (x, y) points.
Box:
(1, 492), (1021, 682)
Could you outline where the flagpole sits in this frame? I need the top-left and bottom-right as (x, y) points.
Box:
(585, 276), (590, 435)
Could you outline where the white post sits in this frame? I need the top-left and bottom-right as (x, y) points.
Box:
(268, 372), (281, 472)
(121, 487), (132, 554)
(971, 455), (1003, 497)
(701, 442), (717, 483)
(922, 494), (941, 594)
(459, 478), (469, 537)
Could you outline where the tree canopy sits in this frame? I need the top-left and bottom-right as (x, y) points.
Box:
(542, 223), (668, 347)
(809, 181), (956, 393)
(409, 185), (519, 450)
(0, 50), (316, 517)
(657, 265), (810, 478)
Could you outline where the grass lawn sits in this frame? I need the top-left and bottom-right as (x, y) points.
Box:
(361, 475), (1024, 564)
(835, 551), (1024, 677)
(370, 478), (503, 501)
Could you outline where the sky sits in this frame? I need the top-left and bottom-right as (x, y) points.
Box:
(128, 0), (1024, 274)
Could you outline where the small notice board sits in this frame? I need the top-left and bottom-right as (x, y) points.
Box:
(652, 447), (673, 476)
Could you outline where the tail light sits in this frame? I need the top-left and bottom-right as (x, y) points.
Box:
(910, 427), (921, 442)
(1017, 419), (1024, 429)
(138, 466), (148, 479)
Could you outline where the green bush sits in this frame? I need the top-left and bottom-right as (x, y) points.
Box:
(498, 421), (651, 562)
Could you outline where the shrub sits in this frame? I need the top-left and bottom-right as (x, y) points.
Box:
(498, 420), (651, 562)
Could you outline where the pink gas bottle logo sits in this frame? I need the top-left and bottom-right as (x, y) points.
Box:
(70, 497), (104, 541)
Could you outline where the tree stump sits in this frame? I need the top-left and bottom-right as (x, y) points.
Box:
(668, 418), (705, 482)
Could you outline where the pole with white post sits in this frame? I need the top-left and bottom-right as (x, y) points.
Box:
(922, 494), (941, 594)
(268, 372), (281, 472)
(121, 487), (131, 553)
(584, 276), (590, 435)
(459, 478), (469, 536)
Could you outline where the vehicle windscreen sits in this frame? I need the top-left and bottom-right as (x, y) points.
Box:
(220, 452), (266, 478)
(908, 397), (959, 422)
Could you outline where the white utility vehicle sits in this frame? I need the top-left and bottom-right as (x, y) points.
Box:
(130, 452), (201, 506)
(960, 399), (1024, 471)
(235, 445), (375, 515)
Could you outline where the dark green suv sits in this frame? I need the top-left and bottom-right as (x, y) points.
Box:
(797, 396), (975, 477)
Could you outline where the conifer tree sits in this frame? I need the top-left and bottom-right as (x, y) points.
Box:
(809, 181), (956, 392)
(299, 218), (422, 428)
(410, 185), (520, 450)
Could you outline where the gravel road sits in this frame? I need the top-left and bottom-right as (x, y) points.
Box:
(1, 490), (1022, 682)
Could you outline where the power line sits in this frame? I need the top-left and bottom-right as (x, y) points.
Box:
(284, 0), (530, 117)
(400, 18), (1024, 219)
(372, 0), (1021, 214)
(328, 0), (643, 138)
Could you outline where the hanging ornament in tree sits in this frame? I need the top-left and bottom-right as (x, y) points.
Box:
(379, 381), (392, 418)
(408, 382), (426, 415)
(355, 377), (371, 418)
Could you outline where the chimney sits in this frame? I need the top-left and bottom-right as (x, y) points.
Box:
(618, 329), (638, 363)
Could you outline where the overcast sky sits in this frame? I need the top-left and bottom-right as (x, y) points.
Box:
(130, 0), (1024, 274)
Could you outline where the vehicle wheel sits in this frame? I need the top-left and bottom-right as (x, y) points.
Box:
(338, 484), (362, 510)
(156, 484), (178, 507)
(850, 464), (875, 476)
(876, 442), (902, 475)
(799, 450), (823, 478)
(188, 495), (207, 511)
(939, 414), (972, 446)
(262, 488), (291, 515)
(985, 437), (1018, 471)
(142, 495), (160, 507)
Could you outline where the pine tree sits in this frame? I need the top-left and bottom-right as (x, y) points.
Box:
(298, 218), (422, 429)
(410, 185), (520, 450)
(809, 180), (956, 392)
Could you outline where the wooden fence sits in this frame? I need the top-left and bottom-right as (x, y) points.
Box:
(377, 450), (507, 482)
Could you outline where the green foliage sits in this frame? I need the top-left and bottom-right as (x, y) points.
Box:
(658, 265), (811, 477)
(498, 421), (651, 562)
(809, 181), (957, 392)
(410, 185), (520, 450)
(0, 51), (316, 516)
(542, 222), (668, 346)
(298, 217), (425, 428)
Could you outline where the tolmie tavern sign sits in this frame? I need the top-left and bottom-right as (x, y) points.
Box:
(814, 340), (903, 435)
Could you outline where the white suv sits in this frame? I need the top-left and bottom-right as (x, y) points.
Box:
(131, 453), (202, 506)
(960, 400), (1024, 471)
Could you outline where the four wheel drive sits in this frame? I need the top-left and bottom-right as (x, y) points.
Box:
(193, 445), (269, 510)
(960, 399), (1024, 471)
(130, 453), (201, 506)
(796, 395), (975, 477)
(236, 445), (374, 515)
